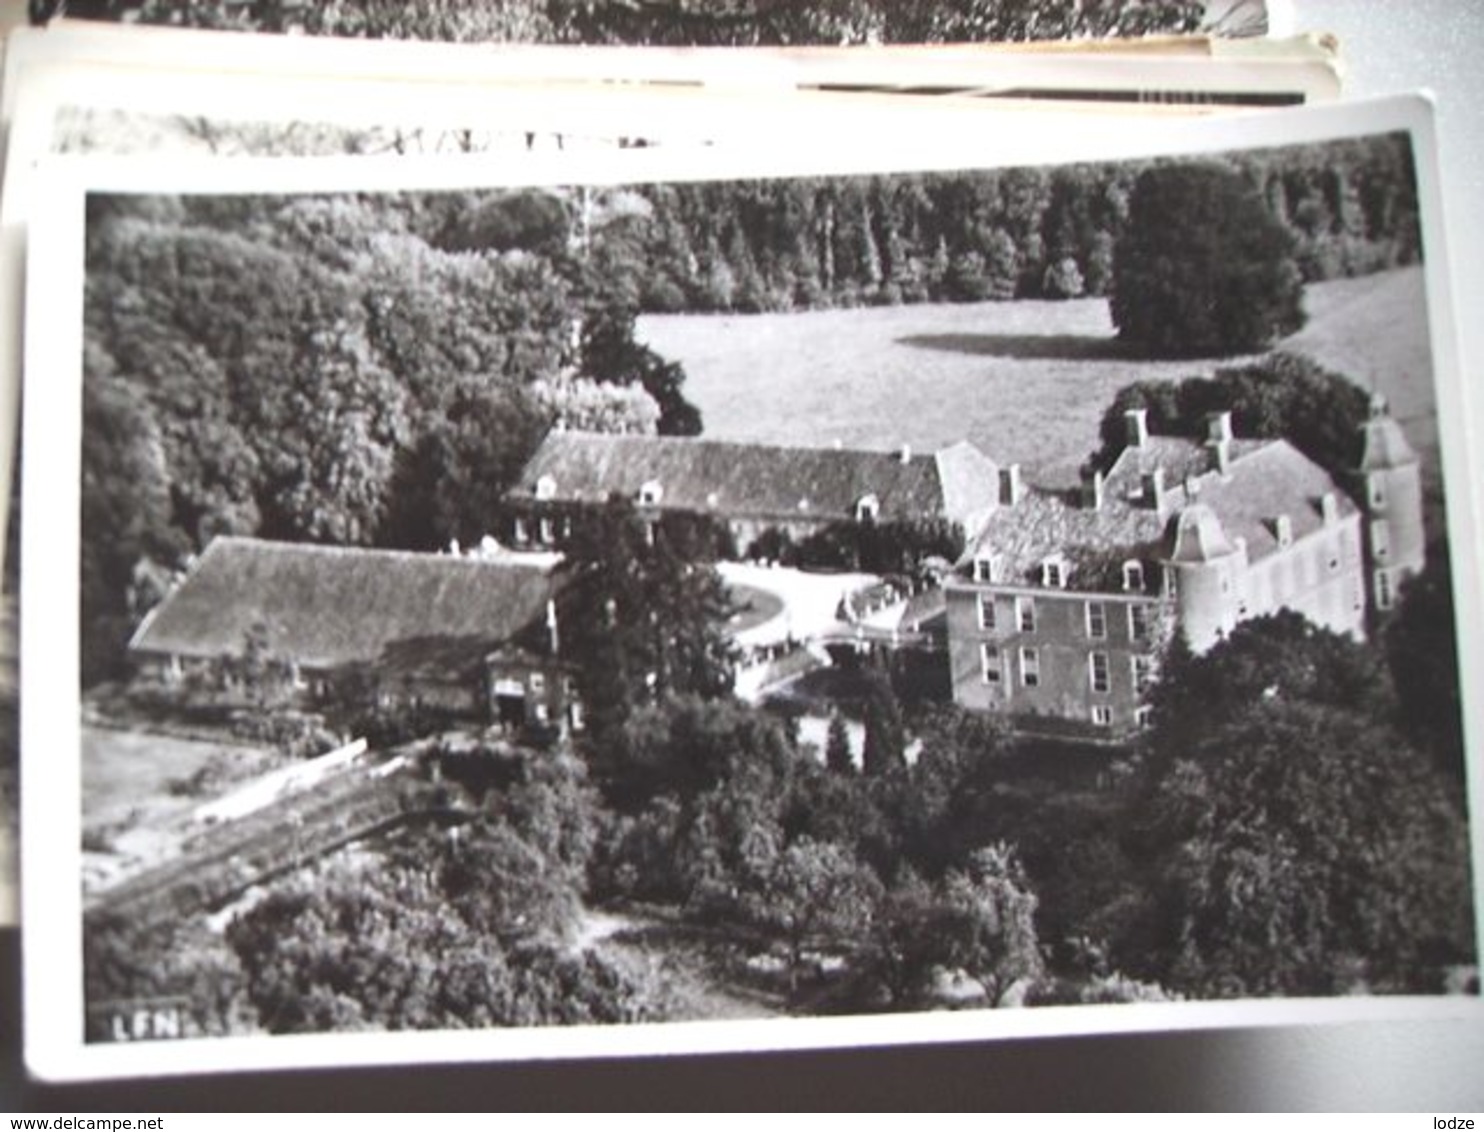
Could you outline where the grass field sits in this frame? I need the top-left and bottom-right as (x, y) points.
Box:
(81, 727), (272, 833)
(638, 267), (1434, 490)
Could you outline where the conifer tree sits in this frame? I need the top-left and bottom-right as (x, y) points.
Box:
(825, 712), (855, 775)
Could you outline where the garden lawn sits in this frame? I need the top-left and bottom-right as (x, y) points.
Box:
(81, 727), (271, 833)
(639, 268), (1433, 490)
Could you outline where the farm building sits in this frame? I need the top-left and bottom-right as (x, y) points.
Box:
(128, 537), (578, 732)
(943, 401), (1423, 739)
(503, 429), (1001, 556)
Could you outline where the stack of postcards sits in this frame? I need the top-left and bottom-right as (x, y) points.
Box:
(0, 0), (1478, 1090)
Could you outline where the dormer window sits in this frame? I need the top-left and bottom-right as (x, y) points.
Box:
(973, 555), (1000, 584)
(1122, 560), (1145, 593)
(856, 493), (880, 523)
(638, 479), (664, 506)
(1041, 555), (1069, 589)
(535, 474), (557, 501)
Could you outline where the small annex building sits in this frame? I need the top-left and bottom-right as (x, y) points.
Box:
(128, 537), (576, 732)
(503, 429), (1002, 557)
(944, 404), (1422, 740)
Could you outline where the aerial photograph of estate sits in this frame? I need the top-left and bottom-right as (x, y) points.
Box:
(73, 127), (1477, 1044)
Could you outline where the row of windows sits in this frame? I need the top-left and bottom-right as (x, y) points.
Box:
(973, 556), (1146, 592)
(536, 474), (665, 507)
(980, 645), (1157, 693)
(1090, 704), (1155, 729)
(977, 595), (1152, 642)
(513, 514), (573, 545)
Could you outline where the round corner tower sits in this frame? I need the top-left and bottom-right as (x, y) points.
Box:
(1349, 393), (1425, 614)
(1166, 504), (1247, 653)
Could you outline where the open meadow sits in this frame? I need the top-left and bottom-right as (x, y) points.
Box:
(639, 267), (1434, 489)
(81, 727), (278, 834)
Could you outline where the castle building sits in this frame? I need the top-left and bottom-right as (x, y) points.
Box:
(942, 403), (1422, 739)
(504, 430), (1001, 557)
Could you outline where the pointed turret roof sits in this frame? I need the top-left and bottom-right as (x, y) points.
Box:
(1357, 394), (1419, 472)
(1169, 504), (1238, 563)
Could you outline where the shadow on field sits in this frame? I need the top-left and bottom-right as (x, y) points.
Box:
(897, 331), (1128, 361)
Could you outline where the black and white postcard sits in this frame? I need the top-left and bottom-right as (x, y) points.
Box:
(19, 94), (1482, 1080)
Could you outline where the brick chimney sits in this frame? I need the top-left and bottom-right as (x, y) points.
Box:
(1206, 410), (1233, 476)
(1320, 492), (1339, 526)
(1126, 408), (1149, 450)
(1086, 469), (1106, 511)
(1274, 513), (1293, 547)
(1141, 467), (1166, 512)
(999, 464), (1024, 506)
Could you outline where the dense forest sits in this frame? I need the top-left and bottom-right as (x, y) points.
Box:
(619, 136), (1418, 313)
(62, 0), (1233, 45)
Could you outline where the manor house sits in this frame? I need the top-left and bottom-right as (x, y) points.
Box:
(499, 398), (1421, 740)
(942, 400), (1424, 737)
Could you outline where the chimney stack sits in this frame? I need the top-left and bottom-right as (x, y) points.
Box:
(1087, 469), (1106, 511)
(1126, 408), (1149, 450)
(1274, 514), (1293, 547)
(1320, 492), (1339, 526)
(899, 444), (912, 465)
(999, 464), (1024, 507)
(1207, 410), (1233, 476)
(1141, 467), (1166, 512)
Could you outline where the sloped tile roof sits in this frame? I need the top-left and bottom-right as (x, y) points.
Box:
(1181, 440), (1358, 562)
(970, 486), (1168, 590)
(969, 435), (1356, 589)
(509, 431), (998, 530)
(933, 441), (1002, 537)
(1357, 412), (1419, 472)
(1102, 436), (1265, 507)
(130, 537), (558, 671)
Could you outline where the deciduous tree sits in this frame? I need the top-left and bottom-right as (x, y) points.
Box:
(1124, 614), (1475, 997)
(1111, 163), (1305, 357)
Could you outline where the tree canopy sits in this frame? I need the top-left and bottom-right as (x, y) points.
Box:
(80, 189), (704, 680)
(557, 497), (736, 747)
(1111, 163), (1305, 357)
(1087, 352), (1372, 479)
(1126, 613), (1474, 997)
